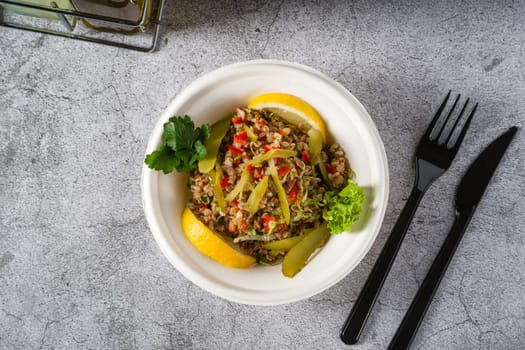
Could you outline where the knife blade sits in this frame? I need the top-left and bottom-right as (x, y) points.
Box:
(456, 126), (517, 211)
(388, 126), (518, 350)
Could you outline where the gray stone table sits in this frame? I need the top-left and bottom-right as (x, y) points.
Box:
(1, 1), (524, 349)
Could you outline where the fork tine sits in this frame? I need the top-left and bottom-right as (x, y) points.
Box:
(422, 90), (451, 140)
(445, 98), (469, 145)
(436, 94), (461, 142)
(450, 103), (478, 152)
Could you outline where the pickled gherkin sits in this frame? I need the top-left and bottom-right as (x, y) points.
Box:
(246, 175), (269, 214)
(282, 223), (330, 278)
(198, 117), (231, 173)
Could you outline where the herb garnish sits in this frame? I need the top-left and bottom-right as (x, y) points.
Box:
(145, 115), (211, 174)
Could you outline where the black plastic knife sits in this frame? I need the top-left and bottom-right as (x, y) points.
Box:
(387, 126), (518, 350)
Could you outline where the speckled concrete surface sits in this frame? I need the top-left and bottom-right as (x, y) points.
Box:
(1, 1), (524, 349)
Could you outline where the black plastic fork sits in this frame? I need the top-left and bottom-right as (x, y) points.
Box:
(340, 91), (478, 345)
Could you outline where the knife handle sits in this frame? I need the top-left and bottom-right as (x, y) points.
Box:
(341, 187), (425, 344)
(388, 207), (476, 350)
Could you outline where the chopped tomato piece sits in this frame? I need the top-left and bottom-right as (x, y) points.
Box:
(263, 144), (273, 153)
(228, 145), (243, 155)
(248, 164), (265, 179)
(234, 131), (248, 146)
(288, 182), (297, 202)
(302, 150), (310, 162)
(277, 165), (290, 177)
(262, 216), (277, 231)
(220, 175), (229, 189)
(324, 163), (336, 174)
(232, 117), (245, 124)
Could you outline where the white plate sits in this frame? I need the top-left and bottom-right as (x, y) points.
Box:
(141, 60), (389, 305)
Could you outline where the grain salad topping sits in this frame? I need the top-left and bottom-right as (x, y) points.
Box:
(187, 108), (352, 265)
(145, 93), (366, 277)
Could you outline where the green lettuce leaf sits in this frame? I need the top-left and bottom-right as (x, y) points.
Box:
(323, 181), (366, 234)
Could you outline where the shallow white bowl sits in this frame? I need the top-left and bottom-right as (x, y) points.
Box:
(141, 60), (389, 305)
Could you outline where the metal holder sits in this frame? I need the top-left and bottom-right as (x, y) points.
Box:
(0, 0), (165, 52)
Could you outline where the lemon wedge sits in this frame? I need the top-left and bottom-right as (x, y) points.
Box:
(247, 92), (328, 142)
(181, 207), (256, 268)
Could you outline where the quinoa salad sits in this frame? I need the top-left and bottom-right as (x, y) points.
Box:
(187, 108), (351, 264)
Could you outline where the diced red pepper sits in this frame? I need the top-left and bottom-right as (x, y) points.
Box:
(246, 164), (254, 172)
(232, 117), (245, 124)
(288, 182), (297, 202)
(220, 175), (229, 189)
(228, 145), (243, 155)
(324, 163), (336, 174)
(263, 144), (273, 153)
(201, 204), (207, 210)
(302, 150), (310, 162)
(262, 216), (276, 231)
(239, 220), (248, 231)
(277, 165), (290, 178)
(231, 199), (238, 207)
(234, 132), (248, 146)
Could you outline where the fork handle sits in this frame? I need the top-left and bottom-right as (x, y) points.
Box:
(387, 207), (475, 350)
(341, 187), (425, 344)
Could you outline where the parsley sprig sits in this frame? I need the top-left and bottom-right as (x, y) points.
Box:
(145, 115), (211, 174)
